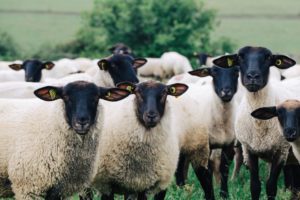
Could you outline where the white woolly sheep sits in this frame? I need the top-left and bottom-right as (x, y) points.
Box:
(213, 46), (299, 199)
(91, 81), (188, 199)
(0, 81), (130, 199)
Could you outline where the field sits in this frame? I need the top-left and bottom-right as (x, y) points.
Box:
(0, 0), (298, 199)
(0, 0), (300, 57)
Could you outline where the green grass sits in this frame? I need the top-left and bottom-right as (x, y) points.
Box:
(69, 161), (290, 200)
(205, 0), (300, 56)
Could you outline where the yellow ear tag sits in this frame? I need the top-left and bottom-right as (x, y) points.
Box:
(170, 86), (176, 94)
(45, 64), (49, 69)
(101, 62), (106, 70)
(49, 89), (56, 100)
(276, 59), (282, 66)
(126, 86), (133, 92)
(227, 58), (233, 67)
(106, 91), (111, 98)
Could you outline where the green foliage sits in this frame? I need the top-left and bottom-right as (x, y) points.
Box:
(66, 0), (235, 58)
(0, 31), (20, 60)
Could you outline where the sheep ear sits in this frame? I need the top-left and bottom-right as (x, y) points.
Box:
(9, 63), (23, 71)
(251, 106), (277, 120)
(133, 58), (147, 69)
(116, 82), (136, 93)
(213, 54), (238, 68)
(189, 68), (211, 77)
(43, 61), (55, 70)
(34, 86), (62, 101)
(99, 88), (131, 102)
(272, 55), (296, 69)
(98, 59), (110, 71)
(167, 83), (189, 97)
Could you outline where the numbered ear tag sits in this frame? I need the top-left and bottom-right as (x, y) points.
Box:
(227, 58), (233, 67)
(276, 59), (282, 66)
(49, 89), (56, 100)
(126, 85), (133, 92)
(106, 91), (111, 98)
(170, 86), (176, 94)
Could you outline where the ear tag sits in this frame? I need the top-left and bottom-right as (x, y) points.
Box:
(106, 91), (111, 98)
(126, 85), (133, 92)
(45, 64), (50, 69)
(227, 58), (233, 67)
(276, 59), (282, 66)
(202, 68), (208, 76)
(49, 89), (56, 100)
(170, 86), (176, 94)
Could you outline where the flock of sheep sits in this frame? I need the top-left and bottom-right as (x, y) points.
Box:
(0, 43), (300, 200)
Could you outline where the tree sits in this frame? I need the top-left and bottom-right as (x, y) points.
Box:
(56, 0), (235, 59)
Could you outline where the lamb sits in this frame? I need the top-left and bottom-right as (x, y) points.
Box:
(0, 81), (130, 199)
(93, 54), (147, 87)
(173, 65), (240, 199)
(213, 46), (298, 199)
(90, 81), (188, 199)
(8, 60), (55, 82)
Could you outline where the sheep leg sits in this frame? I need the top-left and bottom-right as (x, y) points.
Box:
(45, 185), (63, 200)
(266, 159), (284, 200)
(231, 144), (243, 180)
(79, 188), (94, 200)
(283, 165), (293, 190)
(220, 144), (235, 198)
(248, 152), (260, 200)
(192, 162), (215, 200)
(287, 164), (300, 199)
(137, 191), (147, 200)
(101, 192), (114, 200)
(175, 152), (189, 186)
(153, 189), (167, 200)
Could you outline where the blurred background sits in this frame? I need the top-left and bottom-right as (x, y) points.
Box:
(0, 0), (300, 62)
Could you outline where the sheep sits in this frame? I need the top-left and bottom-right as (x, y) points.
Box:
(0, 81), (130, 199)
(213, 46), (298, 199)
(137, 57), (165, 79)
(0, 60), (22, 71)
(108, 43), (134, 57)
(172, 65), (240, 199)
(7, 60), (55, 82)
(160, 52), (193, 78)
(43, 58), (79, 79)
(251, 100), (300, 198)
(90, 81), (188, 200)
(93, 54), (147, 87)
(0, 73), (94, 99)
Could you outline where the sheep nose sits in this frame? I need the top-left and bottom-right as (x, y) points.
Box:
(246, 72), (260, 80)
(76, 116), (90, 126)
(146, 111), (158, 120)
(221, 88), (232, 97)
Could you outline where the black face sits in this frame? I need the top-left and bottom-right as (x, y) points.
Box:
(23, 60), (45, 82)
(108, 43), (133, 56)
(134, 82), (168, 129)
(197, 53), (210, 66)
(99, 54), (141, 85)
(213, 46), (296, 93)
(237, 47), (273, 92)
(61, 82), (101, 135)
(277, 107), (300, 142)
(211, 66), (239, 102)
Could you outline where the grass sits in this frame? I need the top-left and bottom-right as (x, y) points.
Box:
(68, 161), (290, 200)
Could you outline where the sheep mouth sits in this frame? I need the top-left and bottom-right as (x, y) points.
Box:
(285, 137), (297, 142)
(220, 95), (233, 102)
(245, 84), (261, 92)
(73, 123), (91, 135)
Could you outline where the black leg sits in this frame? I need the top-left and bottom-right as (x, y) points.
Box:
(137, 192), (147, 200)
(154, 190), (167, 200)
(248, 151), (261, 200)
(45, 185), (62, 200)
(220, 144), (235, 199)
(79, 188), (94, 200)
(231, 144), (243, 180)
(192, 162), (215, 200)
(289, 164), (300, 199)
(283, 165), (293, 190)
(266, 159), (284, 200)
(101, 192), (114, 200)
(175, 152), (190, 186)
